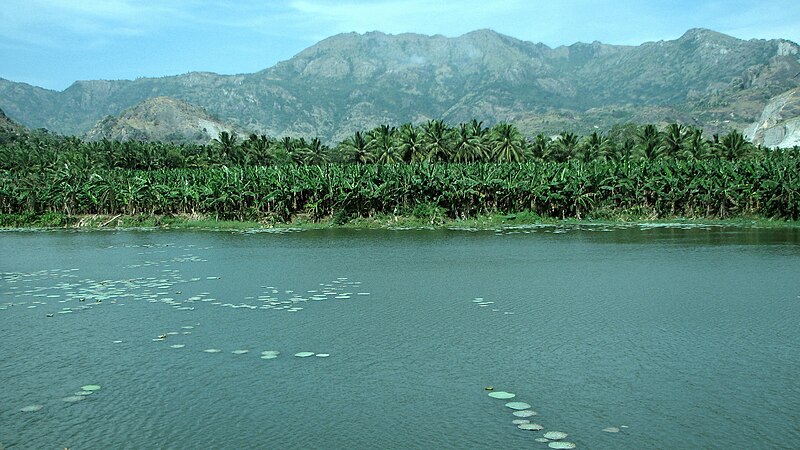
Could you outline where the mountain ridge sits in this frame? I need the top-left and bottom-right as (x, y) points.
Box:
(1, 28), (799, 143)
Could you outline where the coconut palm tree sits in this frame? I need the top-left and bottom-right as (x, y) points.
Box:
(530, 133), (551, 160)
(636, 124), (663, 160)
(662, 123), (687, 159)
(490, 123), (528, 162)
(580, 131), (612, 162)
(551, 132), (580, 162)
(369, 125), (402, 164)
(421, 119), (452, 162)
(684, 127), (710, 160)
(452, 123), (485, 162)
(340, 131), (374, 164)
(716, 130), (753, 160)
(398, 123), (424, 163)
(214, 131), (238, 162)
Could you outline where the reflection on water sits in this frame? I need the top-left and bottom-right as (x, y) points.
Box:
(1, 226), (799, 449)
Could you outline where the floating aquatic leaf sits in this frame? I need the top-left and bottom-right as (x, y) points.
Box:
(203, 349), (222, 353)
(81, 385), (101, 391)
(232, 350), (249, 355)
(543, 431), (568, 440)
(20, 404), (43, 412)
(294, 352), (315, 357)
(602, 427), (620, 433)
(548, 442), (576, 449)
(488, 391), (515, 399)
(512, 410), (537, 417)
(505, 401), (531, 410)
(517, 423), (543, 431)
(62, 395), (85, 403)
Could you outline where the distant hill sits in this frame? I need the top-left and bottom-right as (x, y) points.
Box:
(1, 28), (799, 143)
(85, 96), (240, 144)
(0, 108), (22, 133)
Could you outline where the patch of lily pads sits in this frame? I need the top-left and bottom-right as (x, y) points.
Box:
(548, 442), (576, 449)
(505, 401), (531, 410)
(487, 391), (515, 399)
(20, 404), (43, 412)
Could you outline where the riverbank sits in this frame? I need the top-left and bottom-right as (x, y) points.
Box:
(2, 211), (797, 231)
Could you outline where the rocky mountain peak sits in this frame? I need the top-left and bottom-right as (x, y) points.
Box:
(85, 96), (238, 144)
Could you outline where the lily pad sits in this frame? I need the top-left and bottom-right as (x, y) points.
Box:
(543, 431), (568, 440)
(20, 404), (44, 412)
(548, 442), (576, 449)
(81, 385), (101, 391)
(512, 410), (537, 417)
(487, 391), (515, 399)
(505, 401), (531, 410)
(518, 423), (543, 431)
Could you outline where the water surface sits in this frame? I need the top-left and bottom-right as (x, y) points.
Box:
(1, 225), (799, 449)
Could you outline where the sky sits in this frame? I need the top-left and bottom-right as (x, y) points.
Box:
(1, 0), (799, 91)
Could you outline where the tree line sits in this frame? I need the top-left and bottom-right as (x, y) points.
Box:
(0, 120), (777, 172)
(1, 120), (798, 224)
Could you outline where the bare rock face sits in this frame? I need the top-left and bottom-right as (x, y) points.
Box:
(745, 88), (800, 148)
(85, 96), (239, 144)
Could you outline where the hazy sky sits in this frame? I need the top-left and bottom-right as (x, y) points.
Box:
(2, 0), (799, 91)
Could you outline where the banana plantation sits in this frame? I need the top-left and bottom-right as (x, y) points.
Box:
(1, 120), (798, 223)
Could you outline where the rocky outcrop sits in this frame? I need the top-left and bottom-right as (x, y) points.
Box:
(85, 96), (240, 144)
(745, 88), (800, 148)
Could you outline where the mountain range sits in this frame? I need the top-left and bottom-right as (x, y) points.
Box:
(1, 28), (799, 144)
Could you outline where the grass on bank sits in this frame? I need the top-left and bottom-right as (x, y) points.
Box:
(2, 210), (797, 231)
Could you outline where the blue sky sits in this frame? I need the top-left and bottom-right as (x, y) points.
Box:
(1, 0), (799, 91)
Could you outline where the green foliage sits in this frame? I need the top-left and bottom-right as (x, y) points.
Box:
(2, 121), (799, 225)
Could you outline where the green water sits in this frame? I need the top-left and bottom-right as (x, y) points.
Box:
(1, 225), (799, 449)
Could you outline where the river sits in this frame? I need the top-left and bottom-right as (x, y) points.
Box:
(1, 225), (799, 449)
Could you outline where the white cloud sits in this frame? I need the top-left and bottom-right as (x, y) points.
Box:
(0, 0), (186, 47)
